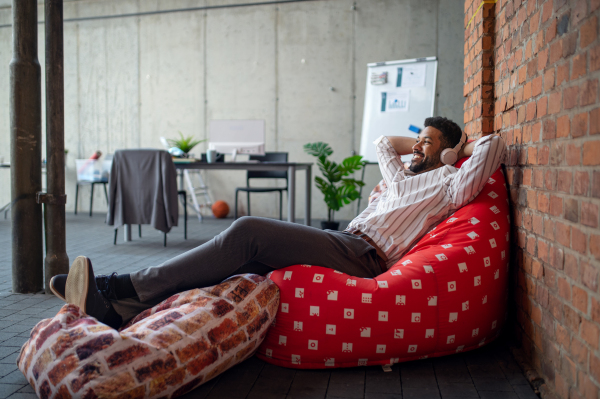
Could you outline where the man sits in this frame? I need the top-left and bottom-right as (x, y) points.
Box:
(51, 117), (506, 329)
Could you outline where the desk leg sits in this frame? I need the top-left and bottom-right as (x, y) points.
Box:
(287, 165), (296, 223)
(305, 165), (311, 226)
(124, 224), (132, 242)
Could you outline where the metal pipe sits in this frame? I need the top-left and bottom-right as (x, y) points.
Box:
(43, 0), (69, 294)
(10, 0), (43, 293)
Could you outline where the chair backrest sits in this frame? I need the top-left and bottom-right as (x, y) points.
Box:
(247, 152), (288, 183)
(107, 149), (178, 231)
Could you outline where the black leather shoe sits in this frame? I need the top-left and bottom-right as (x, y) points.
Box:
(65, 256), (113, 321)
(49, 274), (68, 301)
(50, 272), (119, 302)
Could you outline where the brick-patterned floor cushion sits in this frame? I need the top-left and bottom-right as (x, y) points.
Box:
(257, 166), (510, 369)
(17, 274), (279, 399)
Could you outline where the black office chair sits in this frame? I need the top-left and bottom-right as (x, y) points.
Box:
(75, 180), (108, 217)
(107, 149), (187, 247)
(234, 152), (288, 220)
(119, 191), (187, 246)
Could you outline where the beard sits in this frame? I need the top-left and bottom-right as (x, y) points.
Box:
(409, 152), (439, 173)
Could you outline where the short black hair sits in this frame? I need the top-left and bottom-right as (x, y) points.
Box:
(424, 117), (463, 150)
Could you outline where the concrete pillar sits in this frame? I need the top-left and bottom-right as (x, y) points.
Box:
(10, 0), (44, 293)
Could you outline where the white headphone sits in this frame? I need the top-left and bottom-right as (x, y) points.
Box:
(440, 131), (467, 165)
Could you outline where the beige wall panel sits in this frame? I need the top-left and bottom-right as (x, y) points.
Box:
(437, 0), (465, 126)
(0, 27), (10, 208)
(277, 0), (355, 221)
(353, 0), (438, 152)
(0, 8), (10, 25)
(204, 5), (277, 218)
(62, 0), (139, 20)
(139, 11), (204, 150)
(75, 18), (139, 213)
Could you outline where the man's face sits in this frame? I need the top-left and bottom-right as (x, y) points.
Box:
(409, 127), (445, 174)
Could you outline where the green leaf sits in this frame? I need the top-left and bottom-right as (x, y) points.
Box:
(166, 132), (206, 154)
(339, 155), (365, 175)
(304, 142), (333, 158)
(304, 141), (367, 221)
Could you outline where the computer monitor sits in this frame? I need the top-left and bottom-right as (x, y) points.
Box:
(208, 120), (265, 161)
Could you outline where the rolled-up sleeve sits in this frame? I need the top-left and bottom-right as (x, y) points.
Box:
(375, 136), (406, 188)
(447, 134), (507, 208)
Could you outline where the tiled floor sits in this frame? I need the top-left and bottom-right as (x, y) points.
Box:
(0, 213), (538, 398)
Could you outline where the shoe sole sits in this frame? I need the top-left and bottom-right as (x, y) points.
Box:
(49, 276), (66, 302)
(65, 256), (90, 314)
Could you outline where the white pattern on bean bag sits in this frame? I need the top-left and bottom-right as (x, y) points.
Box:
(258, 166), (510, 369)
(17, 274), (279, 399)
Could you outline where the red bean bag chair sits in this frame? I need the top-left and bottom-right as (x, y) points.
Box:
(257, 163), (510, 369)
(17, 275), (279, 399)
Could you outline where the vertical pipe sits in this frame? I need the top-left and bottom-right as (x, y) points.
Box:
(10, 0), (43, 293)
(44, 0), (69, 293)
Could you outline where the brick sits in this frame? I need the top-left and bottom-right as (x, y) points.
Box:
(591, 108), (600, 135)
(582, 260), (599, 292)
(582, 202), (599, 227)
(571, 337), (588, 367)
(583, 141), (600, 165)
(572, 227), (587, 254)
(537, 96), (548, 117)
(556, 221), (571, 246)
(581, 79), (598, 106)
(594, 172), (600, 198)
(565, 253), (579, 281)
(550, 40), (563, 64)
(543, 119), (555, 140)
(544, 68), (555, 91)
(575, 171), (590, 195)
(549, 91), (562, 113)
(563, 32), (578, 58)
(526, 101), (537, 120)
(552, 245), (565, 269)
(545, 170), (556, 190)
(592, 297), (600, 322)
(566, 144), (581, 165)
(591, 234), (600, 260)
(564, 86), (579, 109)
(557, 115), (570, 137)
(532, 122), (542, 141)
(524, 81), (532, 100)
(550, 195), (563, 216)
(580, 16), (598, 48)
(534, 170), (545, 189)
(558, 171), (572, 193)
(572, 112), (589, 137)
(557, 62), (570, 85)
(591, 354), (600, 383)
(592, 44), (600, 71)
(532, 76), (543, 96)
(566, 300), (583, 329)
(538, 193), (550, 212)
(572, 53), (588, 79)
(579, 372), (599, 399)
(565, 198), (579, 222)
(559, 277), (572, 299)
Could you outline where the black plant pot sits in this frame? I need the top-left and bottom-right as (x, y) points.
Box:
(320, 221), (340, 230)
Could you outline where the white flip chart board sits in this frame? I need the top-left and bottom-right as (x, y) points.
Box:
(359, 57), (438, 163)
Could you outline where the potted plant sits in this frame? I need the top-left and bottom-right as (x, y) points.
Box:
(166, 132), (205, 157)
(303, 142), (366, 230)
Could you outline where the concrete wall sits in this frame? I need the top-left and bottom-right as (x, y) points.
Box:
(0, 0), (464, 222)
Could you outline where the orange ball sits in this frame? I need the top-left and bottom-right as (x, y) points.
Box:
(212, 200), (230, 218)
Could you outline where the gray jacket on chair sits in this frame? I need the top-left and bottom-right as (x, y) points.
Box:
(106, 149), (178, 233)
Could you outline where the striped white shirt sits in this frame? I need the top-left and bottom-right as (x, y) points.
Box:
(348, 134), (507, 268)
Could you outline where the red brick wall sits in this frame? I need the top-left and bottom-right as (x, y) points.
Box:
(464, 0), (600, 397)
